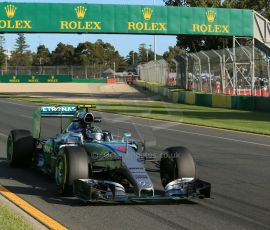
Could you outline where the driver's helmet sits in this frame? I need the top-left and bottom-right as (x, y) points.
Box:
(86, 127), (103, 141)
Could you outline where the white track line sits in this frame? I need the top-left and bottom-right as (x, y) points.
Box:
(0, 132), (7, 138)
(99, 111), (270, 138)
(105, 119), (270, 148)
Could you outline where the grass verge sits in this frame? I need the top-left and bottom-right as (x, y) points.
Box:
(0, 201), (34, 230)
(1, 94), (270, 135)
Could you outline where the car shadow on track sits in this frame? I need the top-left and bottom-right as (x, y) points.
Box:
(0, 160), (83, 207)
(0, 160), (197, 207)
(84, 199), (197, 206)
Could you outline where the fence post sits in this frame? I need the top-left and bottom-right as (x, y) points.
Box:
(267, 59), (270, 97)
(212, 50), (224, 94)
(201, 51), (212, 93)
(185, 56), (189, 90)
(191, 53), (202, 91)
(85, 65), (87, 79)
(71, 66), (73, 78)
(251, 38), (255, 96)
(233, 37), (237, 95)
(172, 58), (179, 86)
(222, 48), (226, 94)
(177, 56), (188, 89)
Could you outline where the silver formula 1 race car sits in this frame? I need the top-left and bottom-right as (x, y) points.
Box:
(7, 105), (211, 203)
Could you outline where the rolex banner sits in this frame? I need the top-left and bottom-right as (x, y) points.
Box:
(0, 3), (253, 36)
(0, 75), (72, 83)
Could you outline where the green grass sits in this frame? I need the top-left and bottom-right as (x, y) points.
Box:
(0, 202), (34, 230)
(1, 94), (270, 135)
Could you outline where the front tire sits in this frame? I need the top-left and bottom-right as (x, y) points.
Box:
(160, 147), (196, 187)
(55, 146), (89, 195)
(7, 130), (34, 167)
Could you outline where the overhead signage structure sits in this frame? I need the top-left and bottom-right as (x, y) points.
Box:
(0, 3), (254, 36)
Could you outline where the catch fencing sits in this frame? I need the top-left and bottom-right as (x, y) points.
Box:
(137, 46), (270, 97)
(175, 46), (270, 97)
(137, 59), (168, 85)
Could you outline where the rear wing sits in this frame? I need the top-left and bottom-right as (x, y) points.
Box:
(32, 105), (96, 139)
(40, 106), (77, 117)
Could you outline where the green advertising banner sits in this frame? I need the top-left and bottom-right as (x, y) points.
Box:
(0, 75), (72, 83)
(0, 3), (254, 36)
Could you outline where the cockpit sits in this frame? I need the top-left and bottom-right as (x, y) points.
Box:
(67, 122), (113, 143)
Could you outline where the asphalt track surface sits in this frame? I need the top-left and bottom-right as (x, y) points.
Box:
(0, 98), (270, 230)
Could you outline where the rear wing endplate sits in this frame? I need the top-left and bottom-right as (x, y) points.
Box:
(33, 105), (77, 138)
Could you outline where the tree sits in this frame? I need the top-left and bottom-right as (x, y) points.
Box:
(14, 34), (29, 54)
(32, 45), (51, 66)
(163, 46), (185, 62)
(138, 43), (156, 63)
(163, 46), (185, 71)
(164, 0), (221, 7)
(73, 40), (125, 71)
(117, 56), (129, 72)
(126, 51), (139, 65)
(9, 51), (33, 66)
(9, 34), (32, 66)
(51, 43), (75, 65)
(94, 39), (119, 65)
(0, 36), (6, 67)
(73, 42), (95, 66)
(223, 0), (270, 20)
(138, 43), (147, 63)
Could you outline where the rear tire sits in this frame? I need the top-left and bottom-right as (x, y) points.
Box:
(55, 146), (89, 195)
(160, 147), (196, 187)
(7, 130), (34, 167)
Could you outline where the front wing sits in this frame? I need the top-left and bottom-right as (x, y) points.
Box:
(73, 178), (211, 203)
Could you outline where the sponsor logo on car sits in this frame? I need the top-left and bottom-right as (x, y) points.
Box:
(41, 106), (77, 113)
